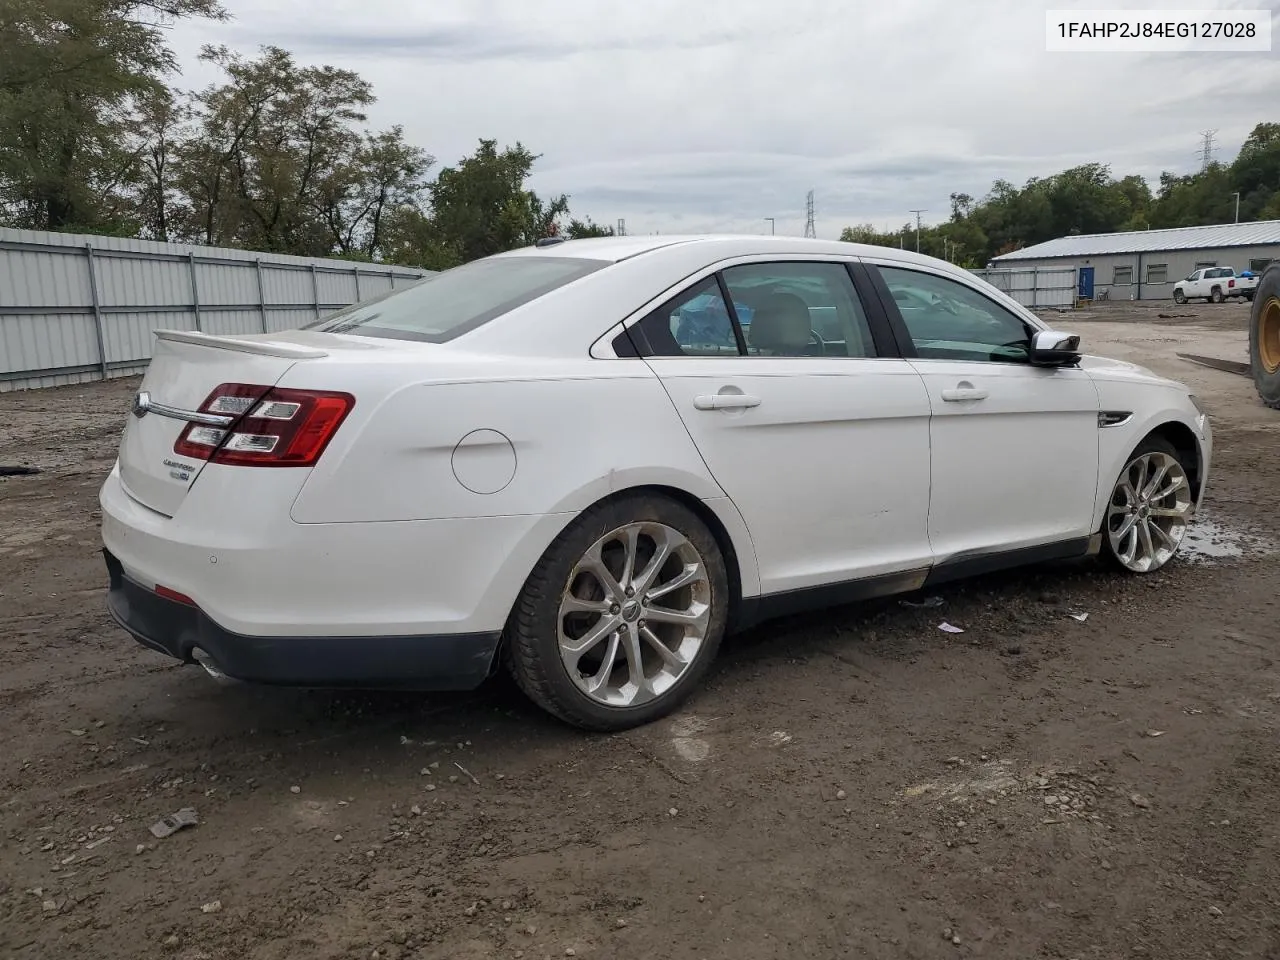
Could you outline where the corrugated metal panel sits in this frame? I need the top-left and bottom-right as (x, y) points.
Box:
(97, 254), (190, 308)
(0, 246), (92, 307)
(973, 267), (1077, 308)
(261, 264), (316, 305)
(316, 270), (358, 305)
(195, 261), (258, 306)
(200, 309), (268, 338)
(992, 220), (1280, 262)
(0, 227), (433, 390)
(0, 313), (99, 373)
(104, 311), (195, 364)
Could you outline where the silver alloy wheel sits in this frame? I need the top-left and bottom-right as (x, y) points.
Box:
(557, 521), (711, 707)
(1106, 451), (1194, 572)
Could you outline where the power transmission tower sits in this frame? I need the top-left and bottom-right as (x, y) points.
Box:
(1198, 130), (1218, 171)
(804, 190), (816, 238)
(616, 218), (626, 237)
(909, 209), (926, 253)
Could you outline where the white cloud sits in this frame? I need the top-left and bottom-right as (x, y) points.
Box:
(165, 0), (1279, 238)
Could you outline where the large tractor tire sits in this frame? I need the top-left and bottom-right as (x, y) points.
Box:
(1249, 264), (1280, 410)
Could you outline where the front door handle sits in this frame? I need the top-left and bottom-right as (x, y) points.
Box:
(941, 386), (988, 402)
(693, 393), (762, 411)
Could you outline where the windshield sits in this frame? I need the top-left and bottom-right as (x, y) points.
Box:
(305, 256), (609, 343)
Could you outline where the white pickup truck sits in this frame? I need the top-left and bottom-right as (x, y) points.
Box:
(1172, 267), (1257, 304)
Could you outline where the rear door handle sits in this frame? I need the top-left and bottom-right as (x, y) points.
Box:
(941, 387), (988, 402)
(693, 393), (762, 410)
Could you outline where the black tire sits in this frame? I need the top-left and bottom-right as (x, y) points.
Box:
(1100, 435), (1193, 574)
(1173, 289), (1186, 304)
(1210, 287), (1224, 303)
(503, 492), (729, 731)
(1248, 264), (1280, 410)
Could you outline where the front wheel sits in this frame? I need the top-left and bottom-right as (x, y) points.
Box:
(504, 493), (729, 731)
(1102, 437), (1195, 574)
(1173, 289), (1187, 304)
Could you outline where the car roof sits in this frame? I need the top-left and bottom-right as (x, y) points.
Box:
(492, 234), (954, 271)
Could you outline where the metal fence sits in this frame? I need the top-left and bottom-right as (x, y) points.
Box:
(971, 266), (1077, 309)
(0, 228), (432, 392)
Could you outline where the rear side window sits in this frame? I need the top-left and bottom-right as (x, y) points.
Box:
(305, 256), (608, 343)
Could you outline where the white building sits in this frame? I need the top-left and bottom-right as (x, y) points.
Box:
(988, 220), (1280, 302)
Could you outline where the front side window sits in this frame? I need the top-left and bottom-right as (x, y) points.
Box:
(305, 256), (607, 343)
(720, 261), (877, 358)
(878, 265), (1032, 363)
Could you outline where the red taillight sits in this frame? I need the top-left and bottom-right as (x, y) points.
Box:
(1229, 279), (1235, 287)
(173, 383), (355, 468)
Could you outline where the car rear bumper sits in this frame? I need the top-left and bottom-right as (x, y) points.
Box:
(104, 548), (501, 689)
(99, 463), (575, 640)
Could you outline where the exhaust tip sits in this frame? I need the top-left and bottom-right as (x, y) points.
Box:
(190, 648), (236, 684)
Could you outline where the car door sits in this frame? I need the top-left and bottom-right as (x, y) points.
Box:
(865, 261), (1101, 563)
(1186, 269), (1208, 298)
(625, 258), (934, 598)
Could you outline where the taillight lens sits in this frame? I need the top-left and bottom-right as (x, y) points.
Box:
(174, 383), (355, 467)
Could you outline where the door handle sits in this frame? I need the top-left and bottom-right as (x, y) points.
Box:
(693, 393), (762, 411)
(941, 387), (988, 402)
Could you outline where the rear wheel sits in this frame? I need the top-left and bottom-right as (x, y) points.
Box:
(1210, 287), (1224, 303)
(504, 493), (729, 731)
(1101, 437), (1194, 574)
(1249, 265), (1280, 409)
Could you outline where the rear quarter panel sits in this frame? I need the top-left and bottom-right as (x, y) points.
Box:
(286, 357), (728, 523)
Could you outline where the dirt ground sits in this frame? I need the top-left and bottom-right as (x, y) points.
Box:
(3, 298), (1280, 960)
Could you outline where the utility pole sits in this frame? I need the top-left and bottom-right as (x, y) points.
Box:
(909, 209), (925, 253)
(1231, 192), (1240, 224)
(764, 217), (775, 235)
(616, 218), (626, 236)
(804, 191), (816, 239)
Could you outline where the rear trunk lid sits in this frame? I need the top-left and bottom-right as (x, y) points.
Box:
(118, 330), (328, 517)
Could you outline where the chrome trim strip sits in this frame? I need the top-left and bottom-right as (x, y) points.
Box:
(132, 391), (234, 427)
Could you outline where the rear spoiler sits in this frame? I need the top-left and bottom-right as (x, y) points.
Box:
(155, 329), (329, 360)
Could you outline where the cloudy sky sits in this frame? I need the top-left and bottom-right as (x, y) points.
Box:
(166, 0), (1278, 238)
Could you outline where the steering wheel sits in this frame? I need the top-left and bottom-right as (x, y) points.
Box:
(808, 329), (826, 350)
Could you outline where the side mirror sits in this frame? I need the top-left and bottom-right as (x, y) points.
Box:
(1030, 329), (1081, 367)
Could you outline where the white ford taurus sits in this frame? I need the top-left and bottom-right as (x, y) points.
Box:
(100, 235), (1212, 730)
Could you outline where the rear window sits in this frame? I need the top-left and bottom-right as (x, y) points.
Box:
(305, 256), (608, 343)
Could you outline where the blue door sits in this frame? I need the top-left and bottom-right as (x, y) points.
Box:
(1078, 266), (1095, 300)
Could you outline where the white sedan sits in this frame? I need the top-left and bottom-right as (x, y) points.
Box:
(100, 235), (1212, 730)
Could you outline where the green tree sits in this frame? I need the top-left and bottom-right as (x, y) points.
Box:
(1150, 162), (1235, 227)
(1230, 122), (1280, 221)
(0, 0), (227, 230)
(427, 139), (569, 265)
(565, 216), (614, 238)
(120, 85), (190, 239)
